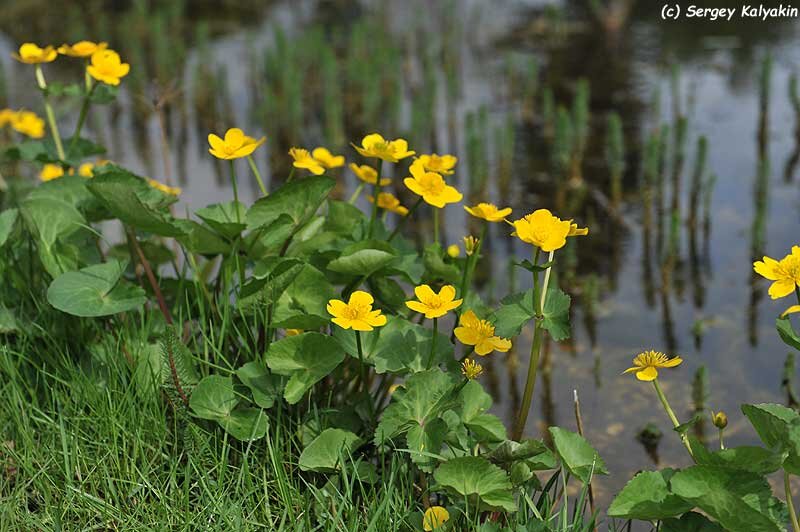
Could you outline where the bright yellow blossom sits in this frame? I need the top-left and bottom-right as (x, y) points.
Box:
(0, 109), (17, 128)
(368, 192), (409, 216)
(454, 310), (512, 356)
(447, 244), (460, 258)
(423, 506), (450, 530)
(12, 43), (57, 64)
(782, 306), (800, 318)
(754, 246), (800, 299)
(208, 128), (266, 160)
(78, 162), (95, 178)
(350, 163), (390, 186)
(417, 153), (457, 175)
(404, 161), (462, 208)
(11, 111), (45, 138)
(40, 164), (65, 181)
(568, 222), (589, 236)
(623, 350), (683, 381)
(58, 41), (107, 58)
(353, 133), (414, 162)
(405, 284), (462, 319)
(289, 148), (324, 175)
(327, 291), (387, 331)
(311, 147), (345, 169)
(464, 202), (512, 222)
(87, 49), (130, 85)
(461, 359), (484, 380)
(511, 209), (572, 252)
(463, 235), (478, 256)
(147, 178), (181, 196)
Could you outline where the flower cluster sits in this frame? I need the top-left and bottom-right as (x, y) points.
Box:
(0, 109), (45, 139)
(13, 42), (130, 86)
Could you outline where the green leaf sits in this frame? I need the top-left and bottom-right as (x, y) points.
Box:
(265, 332), (345, 404)
(87, 166), (184, 236)
(742, 403), (800, 474)
(219, 408), (269, 441)
(693, 443), (784, 475)
(548, 427), (608, 483)
(196, 201), (247, 239)
(491, 289), (535, 339)
(243, 214), (294, 259)
(608, 469), (693, 520)
(0, 304), (19, 334)
(47, 260), (146, 317)
(298, 428), (361, 472)
(63, 137), (106, 163)
(486, 439), (550, 465)
(661, 512), (725, 532)
(90, 84), (118, 104)
(328, 248), (396, 277)
(246, 175), (335, 229)
(541, 288), (571, 341)
(0, 209), (18, 248)
(174, 220), (231, 256)
(670, 465), (787, 532)
(777, 317), (800, 351)
(458, 380), (506, 442)
(433, 456), (517, 512)
(270, 265), (334, 330)
(406, 417), (449, 472)
(189, 375), (239, 420)
(236, 362), (282, 409)
(21, 195), (87, 276)
(365, 317), (454, 374)
(324, 200), (365, 237)
(422, 243), (460, 283)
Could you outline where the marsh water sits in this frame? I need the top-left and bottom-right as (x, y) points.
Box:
(2, 0), (800, 506)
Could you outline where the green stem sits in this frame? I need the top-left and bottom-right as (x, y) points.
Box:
(286, 167), (295, 183)
(787, 471), (800, 532)
(368, 162), (382, 238)
(433, 207), (440, 246)
(355, 331), (367, 393)
(426, 318), (438, 370)
(653, 379), (695, 459)
(458, 223), (487, 308)
(348, 183), (365, 204)
(247, 155), (267, 196)
(387, 197), (423, 242)
(36, 65), (65, 161)
(719, 428), (725, 450)
(68, 82), (96, 157)
(228, 160), (241, 223)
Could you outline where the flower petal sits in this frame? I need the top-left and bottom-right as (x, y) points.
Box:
(636, 366), (659, 381)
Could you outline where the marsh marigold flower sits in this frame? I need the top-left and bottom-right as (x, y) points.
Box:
(0, 109), (17, 128)
(289, 148), (324, 175)
(40, 164), (64, 182)
(327, 291), (387, 331)
(447, 244), (460, 258)
(569, 222), (589, 237)
(208, 128), (266, 160)
(58, 41), (107, 58)
(417, 153), (457, 175)
(465, 202), (512, 222)
(511, 209), (572, 252)
(454, 310), (512, 356)
(311, 147), (345, 169)
(404, 161), (462, 208)
(78, 162), (95, 178)
(423, 506), (450, 530)
(353, 133), (414, 162)
(87, 49), (130, 86)
(406, 284), (462, 319)
(754, 246), (800, 299)
(368, 192), (408, 216)
(623, 350), (683, 381)
(11, 111), (45, 138)
(12, 43), (57, 64)
(783, 306), (800, 318)
(350, 163), (390, 186)
(461, 359), (484, 381)
(147, 178), (181, 196)
(463, 235), (478, 256)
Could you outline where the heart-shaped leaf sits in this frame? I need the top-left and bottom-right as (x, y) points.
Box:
(265, 332), (345, 404)
(47, 260), (146, 317)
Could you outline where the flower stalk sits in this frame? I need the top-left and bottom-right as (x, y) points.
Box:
(35, 65), (65, 161)
(652, 378), (694, 459)
(426, 317), (438, 370)
(228, 160), (242, 223)
(787, 470), (800, 532)
(68, 81), (97, 157)
(247, 155), (267, 196)
(367, 162), (382, 238)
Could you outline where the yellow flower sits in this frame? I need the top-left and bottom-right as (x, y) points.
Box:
(461, 359), (484, 380)
(353, 133), (415, 162)
(289, 148), (324, 175)
(86, 49), (130, 86)
(12, 43), (57, 64)
(78, 162), (95, 178)
(58, 41), (107, 58)
(327, 291), (387, 331)
(568, 222), (589, 237)
(447, 244), (460, 258)
(369, 192), (409, 216)
(417, 153), (457, 175)
(404, 162), (462, 208)
(511, 209), (572, 252)
(463, 236), (478, 256)
(285, 328), (304, 337)
(208, 128), (266, 160)
(406, 284), (462, 319)
(754, 246), (800, 299)
(147, 178), (181, 196)
(464, 202), (512, 222)
(623, 350), (683, 381)
(454, 310), (512, 356)
(40, 164), (65, 182)
(11, 111), (45, 138)
(0, 109), (17, 128)
(350, 163), (390, 186)
(312, 147), (345, 169)
(783, 305), (800, 318)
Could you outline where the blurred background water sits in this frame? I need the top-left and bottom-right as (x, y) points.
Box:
(2, 0), (800, 504)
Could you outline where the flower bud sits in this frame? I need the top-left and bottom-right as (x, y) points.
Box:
(712, 411), (728, 429)
(463, 235), (479, 256)
(447, 244), (460, 258)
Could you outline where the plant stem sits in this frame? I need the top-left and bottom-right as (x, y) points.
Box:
(512, 248), (546, 441)
(719, 428), (725, 450)
(68, 82), (96, 157)
(786, 470), (800, 532)
(126, 227), (173, 325)
(228, 160), (241, 223)
(247, 155), (267, 196)
(426, 318), (438, 370)
(367, 162), (382, 238)
(387, 197), (423, 242)
(652, 378), (694, 459)
(35, 65), (65, 161)
(433, 207), (440, 246)
(355, 331), (367, 392)
(348, 183), (364, 204)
